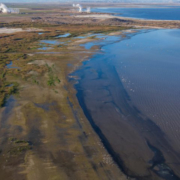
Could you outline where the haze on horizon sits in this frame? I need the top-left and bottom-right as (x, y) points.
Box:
(2, 0), (180, 3)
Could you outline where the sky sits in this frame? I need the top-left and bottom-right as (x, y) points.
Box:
(2, 0), (179, 3)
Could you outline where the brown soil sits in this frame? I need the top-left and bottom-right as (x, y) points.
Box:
(0, 22), (128, 180)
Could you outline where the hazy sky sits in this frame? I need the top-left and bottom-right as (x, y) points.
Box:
(2, 0), (178, 3)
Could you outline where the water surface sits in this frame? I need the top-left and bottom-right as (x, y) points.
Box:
(6, 61), (19, 69)
(55, 33), (71, 38)
(92, 7), (180, 20)
(40, 40), (60, 45)
(73, 29), (180, 179)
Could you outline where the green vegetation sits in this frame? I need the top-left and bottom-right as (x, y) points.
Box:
(0, 82), (19, 107)
(32, 78), (39, 84)
(7, 138), (31, 155)
(0, 22), (129, 107)
(47, 74), (55, 86)
(55, 76), (61, 83)
(0, 22), (128, 108)
(8, 145), (31, 155)
(46, 64), (60, 86)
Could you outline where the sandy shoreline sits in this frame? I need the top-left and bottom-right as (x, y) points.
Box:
(0, 27), (44, 34)
(75, 13), (180, 22)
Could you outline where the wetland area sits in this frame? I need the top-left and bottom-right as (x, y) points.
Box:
(0, 3), (180, 180)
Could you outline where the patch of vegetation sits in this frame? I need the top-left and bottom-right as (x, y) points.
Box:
(7, 138), (32, 155)
(47, 74), (55, 86)
(0, 82), (19, 107)
(32, 78), (39, 84)
(8, 146), (31, 155)
(0, 23), (129, 108)
(46, 64), (60, 86)
(53, 89), (58, 94)
(0, 53), (41, 107)
(55, 76), (61, 83)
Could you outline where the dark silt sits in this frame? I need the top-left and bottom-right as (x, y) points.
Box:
(72, 29), (180, 180)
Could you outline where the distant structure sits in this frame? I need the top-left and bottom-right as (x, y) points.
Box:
(86, 7), (91, 13)
(72, 3), (91, 13)
(79, 6), (82, 13)
(0, 3), (9, 13)
(0, 3), (19, 14)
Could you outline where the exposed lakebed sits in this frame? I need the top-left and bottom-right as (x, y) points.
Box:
(72, 29), (180, 179)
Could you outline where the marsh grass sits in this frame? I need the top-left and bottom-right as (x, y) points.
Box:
(46, 64), (60, 86)
(0, 23), (129, 107)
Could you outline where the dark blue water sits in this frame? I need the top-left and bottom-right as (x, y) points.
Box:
(73, 29), (180, 179)
(92, 7), (180, 20)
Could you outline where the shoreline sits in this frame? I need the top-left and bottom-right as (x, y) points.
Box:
(72, 30), (180, 179)
(0, 4), (180, 179)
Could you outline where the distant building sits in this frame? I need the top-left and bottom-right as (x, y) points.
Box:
(0, 3), (9, 13)
(79, 6), (82, 13)
(72, 3), (91, 13)
(87, 7), (91, 13)
(0, 3), (19, 14)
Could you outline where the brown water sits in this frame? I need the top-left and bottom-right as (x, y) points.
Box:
(72, 29), (180, 180)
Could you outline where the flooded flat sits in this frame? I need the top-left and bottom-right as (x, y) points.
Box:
(73, 29), (180, 179)
(6, 61), (19, 69)
(40, 40), (60, 45)
(55, 33), (71, 38)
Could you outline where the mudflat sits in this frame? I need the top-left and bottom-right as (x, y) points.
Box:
(0, 22), (128, 179)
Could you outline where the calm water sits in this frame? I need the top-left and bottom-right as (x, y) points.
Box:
(112, 29), (180, 145)
(55, 33), (71, 38)
(92, 7), (180, 20)
(40, 40), (60, 45)
(6, 61), (19, 69)
(73, 29), (180, 179)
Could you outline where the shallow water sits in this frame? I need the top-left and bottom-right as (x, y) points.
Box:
(38, 47), (52, 50)
(55, 33), (71, 38)
(80, 34), (122, 50)
(40, 40), (60, 45)
(73, 29), (180, 179)
(6, 61), (19, 69)
(92, 7), (180, 20)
